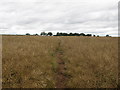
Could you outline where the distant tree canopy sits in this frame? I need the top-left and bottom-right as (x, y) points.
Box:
(47, 32), (53, 36)
(93, 35), (96, 37)
(33, 34), (38, 36)
(79, 33), (86, 36)
(40, 32), (47, 36)
(86, 34), (92, 36)
(106, 34), (111, 37)
(54, 32), (91, 36)
(26, 33), (30, 35)
(25, 32), (111, 37)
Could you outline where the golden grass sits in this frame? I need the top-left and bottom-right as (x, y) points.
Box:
(61, 36), (118, 88)
(2, 36), (59, 88)
(2, 36), (118, 88)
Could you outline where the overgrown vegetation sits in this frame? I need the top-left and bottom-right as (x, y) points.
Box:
(2, 36), (118, 88)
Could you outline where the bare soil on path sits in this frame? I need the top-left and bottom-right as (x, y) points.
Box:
(55, 39), (67, 88)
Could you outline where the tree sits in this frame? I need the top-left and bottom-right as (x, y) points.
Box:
(56, 32), (63, 36)
(53, 32), (95, 37)
(93, 35), (96, 37)
(47, 32), (53, 36)
(79, 33), (85, 36)
(73, 33), (79, 36)
(40, 32), (47, 36)
(106, 34), (110, 37)
(56, 32), (60, 36)
(26, 33), (30, 35)
(62, 33), (68, 36)
(69, 33), (73, 36)
(34, 34), (38, 36)
(59, 33), (63, 36)
(86, 34), (92, 36)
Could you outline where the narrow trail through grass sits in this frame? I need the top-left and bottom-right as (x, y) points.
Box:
(54, 38), (67, 88)
(3, 36), (118, 88)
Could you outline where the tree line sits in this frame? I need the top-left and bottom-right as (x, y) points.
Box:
(26, 32), (111, 37)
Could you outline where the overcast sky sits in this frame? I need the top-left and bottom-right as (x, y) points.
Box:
(0, 0), (119, 36)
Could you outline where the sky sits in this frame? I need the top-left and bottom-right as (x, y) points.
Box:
(0, 0), (119, 36)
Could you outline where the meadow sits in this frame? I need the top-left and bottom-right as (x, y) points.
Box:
(2, 35), (118, 88)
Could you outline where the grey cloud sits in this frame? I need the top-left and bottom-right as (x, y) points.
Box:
(0, 0), (118, 36)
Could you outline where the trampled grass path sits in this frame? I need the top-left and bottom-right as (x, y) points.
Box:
(55, 38), (67, 88)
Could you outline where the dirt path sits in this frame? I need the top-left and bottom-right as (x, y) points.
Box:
(55, 39), (67, 88)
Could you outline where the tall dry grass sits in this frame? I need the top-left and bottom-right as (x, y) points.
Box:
(2, 36), (118, 88)
(2, 36), (59, 88)
(60, 36), (118, 88)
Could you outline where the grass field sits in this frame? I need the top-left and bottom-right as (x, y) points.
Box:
(2, 35), (118, 88)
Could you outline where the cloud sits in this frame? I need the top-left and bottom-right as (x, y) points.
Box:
(0, 0), (119, 36)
